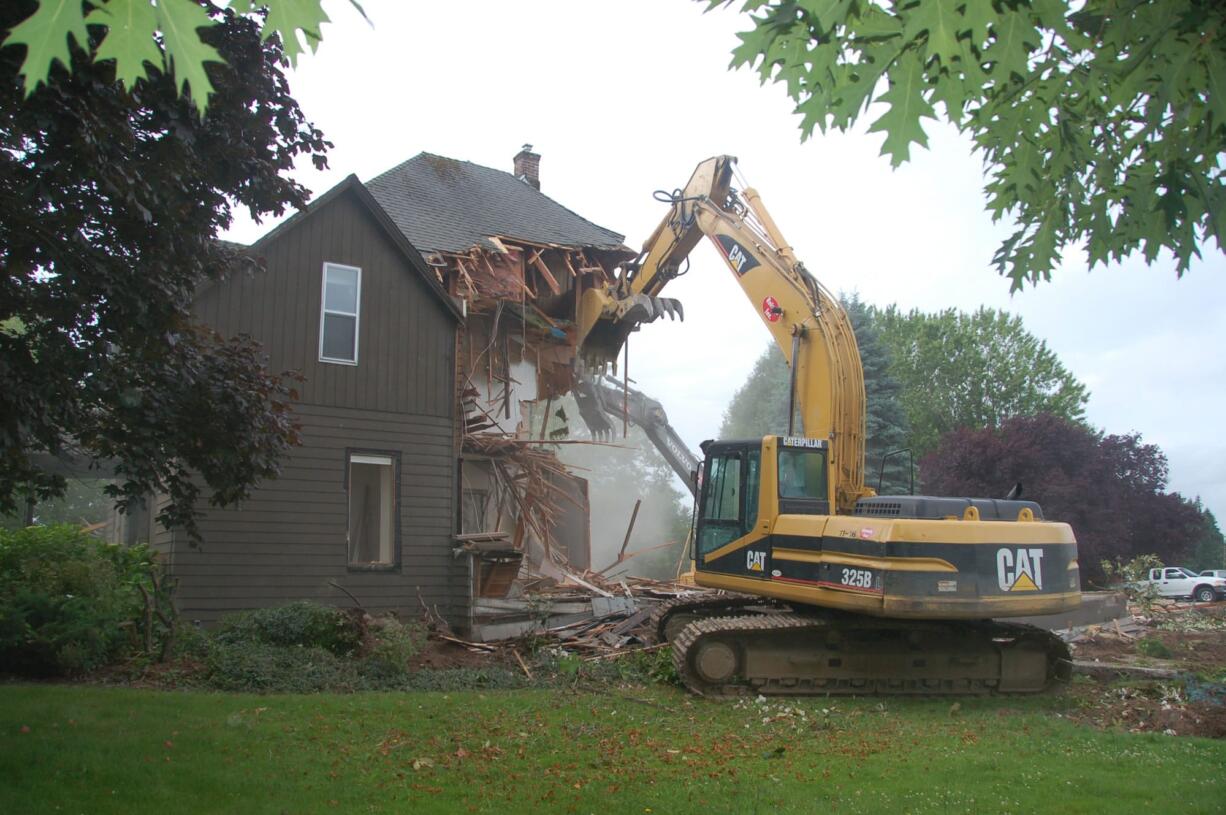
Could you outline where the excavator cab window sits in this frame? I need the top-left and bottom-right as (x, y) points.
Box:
(696, 445), (760, 558)
(778, 447), (830, 515)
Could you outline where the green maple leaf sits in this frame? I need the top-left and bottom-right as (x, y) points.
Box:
(262, 0), (330, 65)
(984, 10), (1040, 81)
(853, 5), (903, 41)
(868, 50), (936, 167)
(799, 0), (852, 31)
(86, 0), (162, 90)
(827, 41), (900, 129)
(0, 316), (28, 338)
(2, 0), (90, 95)
(154, 0), (221, 112)
(958, 0), (997, 48)
(903, 0), (962, 67)
(1200, 43), (1226, 129)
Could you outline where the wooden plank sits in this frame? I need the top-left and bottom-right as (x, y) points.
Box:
(529, 250), (561, 295)
(1071, 660), (1183, 680)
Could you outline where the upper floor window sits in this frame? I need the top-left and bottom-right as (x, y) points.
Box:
(320, 262), (361, 364)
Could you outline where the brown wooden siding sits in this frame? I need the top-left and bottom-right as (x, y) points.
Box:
(170, 404), (463, 624)
(194, 191), (454, 417)
(168, 186), (463, 627)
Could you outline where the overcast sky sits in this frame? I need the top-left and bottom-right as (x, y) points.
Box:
(224, 1), (1226, 526)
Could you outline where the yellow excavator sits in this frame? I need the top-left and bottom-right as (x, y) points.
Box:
(576, 156), (1080, 696)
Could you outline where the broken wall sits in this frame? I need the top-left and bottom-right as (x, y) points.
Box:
(442, 237), (632, 594)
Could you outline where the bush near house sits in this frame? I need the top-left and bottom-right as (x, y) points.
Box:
(0, 524), (160, 676)
(203, 601), (429, 693)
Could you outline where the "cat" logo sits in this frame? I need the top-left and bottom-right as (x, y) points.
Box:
(715, 235), (761, 275)
(997, 548), (1044, 592)
(747, 550), (766, 572)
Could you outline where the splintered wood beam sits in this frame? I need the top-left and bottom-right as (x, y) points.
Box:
(618, 498), (642, 563)
(562, 252), (578, 278)
(453, 257), (475, 293)
(478, 251), (496, 276)
(529, 249), (562, 295)
(530, 304), (562, 330)
(576, 250), (609, 281)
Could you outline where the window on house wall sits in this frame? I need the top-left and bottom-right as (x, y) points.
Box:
(320, 262), (361, 364)
(348, 453), (396, 566)
(462, 489), (489, 534)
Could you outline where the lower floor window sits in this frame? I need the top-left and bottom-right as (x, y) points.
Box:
(348, 453), (396, 566)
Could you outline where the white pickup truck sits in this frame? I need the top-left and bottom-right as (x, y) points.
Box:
(1137, 567), (1226, 603)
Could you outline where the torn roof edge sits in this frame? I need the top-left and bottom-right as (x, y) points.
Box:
(367, 151), (633, 252)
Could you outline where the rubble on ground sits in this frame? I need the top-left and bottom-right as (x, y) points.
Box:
(1060, 598), (1226, 738)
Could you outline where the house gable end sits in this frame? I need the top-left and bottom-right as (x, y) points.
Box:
(194, 181), (457, 417)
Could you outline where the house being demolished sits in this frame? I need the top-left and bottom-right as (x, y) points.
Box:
(364, 148), (639, 608)
(101, 146), (685, 639)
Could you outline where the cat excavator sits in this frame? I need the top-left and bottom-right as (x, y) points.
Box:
(575, 156), (1080, 696)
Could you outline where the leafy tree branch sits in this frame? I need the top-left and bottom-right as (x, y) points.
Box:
(2, 0), (365, 112)
(711, 0), (1226, 288)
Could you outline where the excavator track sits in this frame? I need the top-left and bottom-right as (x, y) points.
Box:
(649, 593), (774, 644)
(671, 612), (1072, 697)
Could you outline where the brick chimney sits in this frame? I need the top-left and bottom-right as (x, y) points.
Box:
(514, 144), (541, 190)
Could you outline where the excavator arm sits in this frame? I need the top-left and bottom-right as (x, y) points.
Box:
(573, 374), (700, 496)
(577, 156), (872, 512)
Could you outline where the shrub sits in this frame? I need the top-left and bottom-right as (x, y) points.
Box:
(1101, 554), (1164, 612)
(1137, 637), (1173, 659)
(214, 601), (363, 656)
(0, 524), (159, 676)
(203, 602), (427, 692)
(204, 640), (357, 693)
(399, 666), (529, 692)
(359, 617), (426, 682)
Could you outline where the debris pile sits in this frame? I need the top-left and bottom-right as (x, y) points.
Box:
(467, 574), (699, 648)
(1061, 598), (1226, 737)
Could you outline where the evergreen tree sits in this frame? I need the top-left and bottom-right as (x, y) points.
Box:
(1189, 501), (1226, 572)
(719, 294), (912, 494)
(846, 296), (912, 495)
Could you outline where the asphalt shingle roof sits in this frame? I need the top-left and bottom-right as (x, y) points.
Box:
(365, 153), (628, 255)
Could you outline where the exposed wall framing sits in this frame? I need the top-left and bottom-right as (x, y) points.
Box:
(445, 235), (633, 592)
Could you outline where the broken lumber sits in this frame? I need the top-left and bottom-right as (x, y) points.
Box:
(1071, 660), (1184, 680)
(529, 249), (561, 295)
(618, 499), (642, 562)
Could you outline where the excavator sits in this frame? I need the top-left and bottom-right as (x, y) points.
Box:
(575, 156), (1080, 696)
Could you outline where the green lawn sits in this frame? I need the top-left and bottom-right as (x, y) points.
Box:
(1, 684), (1222, 814)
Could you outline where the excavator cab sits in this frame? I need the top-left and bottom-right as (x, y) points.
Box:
(694, 440), (761, 560)
(694, 436), (831, 578)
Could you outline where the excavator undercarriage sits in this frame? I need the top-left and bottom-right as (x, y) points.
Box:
(655, 596), (1072, 697)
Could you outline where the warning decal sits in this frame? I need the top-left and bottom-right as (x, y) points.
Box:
(762, 296), (781, 322)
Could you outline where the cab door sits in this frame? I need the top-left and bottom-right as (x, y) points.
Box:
(694, 443), (763, 578)
(1163, 567), (1191, 597)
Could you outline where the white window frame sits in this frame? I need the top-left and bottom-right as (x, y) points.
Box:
(319, 262), (361, 365)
